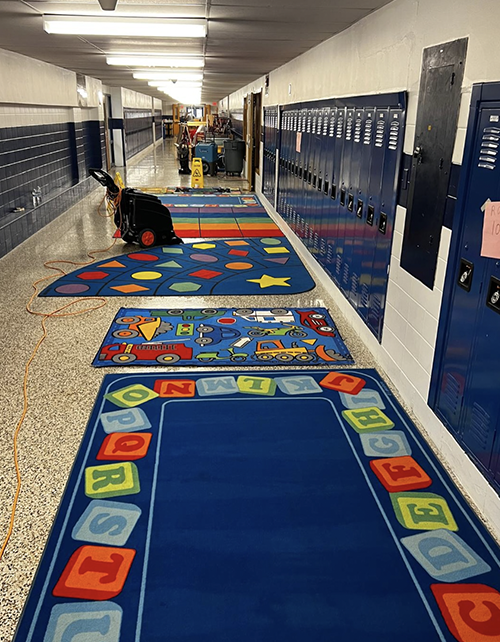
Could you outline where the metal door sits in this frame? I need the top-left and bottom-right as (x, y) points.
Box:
(319, 107), (336, 263)
(335, 108), (355, 281)
(434, 104), (500, 479)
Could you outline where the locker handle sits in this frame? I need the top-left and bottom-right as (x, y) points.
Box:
(486, 275), (500, 313)
(347, 193), (354, 212)
(331, 184), (337, 200)
(367, 205), (375, 226)
(318, 177), (322, 192)
(324, 180), (329, 195)
(457, 258), (474, 292)
(313, 174), (317, 188)
(340, 187), (346, 207)
(356, 199), (364, 218)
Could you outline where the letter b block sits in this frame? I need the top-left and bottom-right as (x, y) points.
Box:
(53, 545), (136, 600)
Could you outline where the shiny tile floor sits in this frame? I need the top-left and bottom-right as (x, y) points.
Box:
(0, 139), (457, 640)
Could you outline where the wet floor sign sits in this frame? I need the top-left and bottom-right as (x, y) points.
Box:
(191, 158), (204, 188)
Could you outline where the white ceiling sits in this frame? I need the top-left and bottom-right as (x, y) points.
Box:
(0, 0), (393, 103)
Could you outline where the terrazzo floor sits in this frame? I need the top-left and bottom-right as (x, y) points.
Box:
(0, 139), (487, 640)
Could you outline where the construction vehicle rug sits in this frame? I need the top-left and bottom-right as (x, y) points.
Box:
(93, 307), (353, 367)
(39, 238), (315, 297)
(13, 369), (500, 642)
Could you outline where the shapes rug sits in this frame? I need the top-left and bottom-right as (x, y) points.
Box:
(14, 369), (500, 641)
(39, 238), (315, 297)
(93, 307), (353, 367)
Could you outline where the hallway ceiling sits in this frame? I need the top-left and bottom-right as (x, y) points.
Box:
(0, 0), (393, 103)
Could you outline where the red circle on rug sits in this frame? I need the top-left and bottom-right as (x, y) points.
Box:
(217, 317), (236, 325)
(77, 271), (109, 280)
(127, 253), (159, 261)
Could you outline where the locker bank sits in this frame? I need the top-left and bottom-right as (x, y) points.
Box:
(2, 0), (500, 639)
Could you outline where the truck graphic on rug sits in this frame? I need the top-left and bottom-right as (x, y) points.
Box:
(98, 342), (193, 364)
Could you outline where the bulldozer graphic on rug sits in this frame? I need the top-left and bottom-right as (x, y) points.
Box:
(253, 339), (345, 363)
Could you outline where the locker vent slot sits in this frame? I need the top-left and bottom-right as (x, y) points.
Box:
(335, 254), (342, 275)
(336, 115), (344, 138)
(312, 115), (317, 135)
(364, 119), (373, 145)
(323, 116), (329, 136)
(346, 117), (353, 141)
(342, 262), (350, 285)
(329, 115), (336, 137)
(441, 373), (461, 417)
(361, 283), (370, 308)
(371, 294), (382, 323)
(317, 115), (323, 134)
(470, 403), (490, 449)
(354, 118), (362, 143)
(351, 273), (359, 298)
(478, 126), (498, 169)
(375, 119), (386, 148)
(388, 120), (400, 150)
(307, 114), (311, 134)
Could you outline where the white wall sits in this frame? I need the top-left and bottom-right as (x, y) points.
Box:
(220, 0), (500, 529)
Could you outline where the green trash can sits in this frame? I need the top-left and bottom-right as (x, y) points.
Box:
(224, 139), (245, 176)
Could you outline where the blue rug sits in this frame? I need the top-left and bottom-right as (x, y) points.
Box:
(93, 307), (353, 367)
(14, 369), (500, 641)
(39, 238), (315, 297)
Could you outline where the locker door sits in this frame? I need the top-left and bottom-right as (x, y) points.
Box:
(367, 108), (405, 339)
(319, 107), (336, 264)
(300, 109), (314, 242)
(350, 108), (375, 309)
(435, 105), (500, 477)
(292, 109), (300, 234)
(325, 107), (345, 279)
(336, 108), (355, 282)
(277, 109), (286, 218)
(342, 109), (365, 297)
(358, 108), (389, 320)
(310, 108), (326, 254)
(316, 107), (331, 259)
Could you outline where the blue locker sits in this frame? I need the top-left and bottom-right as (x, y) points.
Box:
(335, 108), (355, 283)
(318, 107), (336, 263)
(324, 107), (345, 279)
(291, 109), (300, 234)
(350, 108), (375, 308)
(358, 108), (389, 320)
(367, 108), (405, 339)
(342, 108), (365, 297)
(434, 103), (500, 481)
(309, 107), (326, 254)
(316, 107), (331, 259)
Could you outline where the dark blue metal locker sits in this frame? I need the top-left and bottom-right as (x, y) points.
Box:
(324, 107), (345, 279)
(310, 107), (327, 254)
(315, 107), (331, 259)
(367, 108), (405, 339)
(350, 107), (376, 309)
(318, 107), (336, 263)
(358, 108), (389, 320)
(342, 108), (365, 298)
(434, 102), (500, 483)
(335, 108), (355, 283)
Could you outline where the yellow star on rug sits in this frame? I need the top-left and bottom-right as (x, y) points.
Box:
(246, 274), (291, 288)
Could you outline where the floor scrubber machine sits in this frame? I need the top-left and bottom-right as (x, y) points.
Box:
(90, 168), (183, 248)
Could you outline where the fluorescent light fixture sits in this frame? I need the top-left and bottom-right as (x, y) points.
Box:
(133, 72), (203, 81)
(148, 81), (202, 89)
(43, 16), (207, 38)
(107, 56), (204, 68)
(160, 88), (202, 104)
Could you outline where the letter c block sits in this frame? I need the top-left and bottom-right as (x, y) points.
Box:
(432, 584), (500, 642)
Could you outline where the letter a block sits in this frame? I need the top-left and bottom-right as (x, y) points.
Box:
(85, 462), (140, 499)
(97, 433), (152, 461)
(43, 601), (123, 642)
(431, 584), (500, 642)
(154, 379), (196, 398)
(370, 456), (432, 492)
(391, 492), (458, 531)
(105, 384), (158, 409)
(342, 407), (394, 433)
(237, 376), (276, 396)
(319, 372), (366, 395)
(53, 545), (135, 600)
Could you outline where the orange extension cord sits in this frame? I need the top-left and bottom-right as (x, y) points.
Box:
(0, 189), (123, 561)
